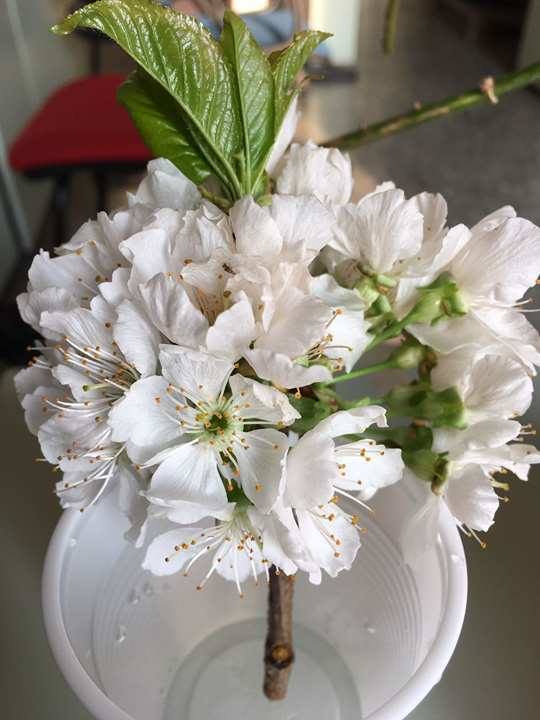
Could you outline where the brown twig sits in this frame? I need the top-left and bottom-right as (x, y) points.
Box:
(263, 567), (296, 700)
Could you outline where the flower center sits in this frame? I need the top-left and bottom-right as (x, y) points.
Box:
(195, 400), (242, 448)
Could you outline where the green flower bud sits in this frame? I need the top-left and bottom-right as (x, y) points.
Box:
(407, 273), (468, 325)
(385, 382), (467, 428)
(373, 272), (397, 289)
(355, 276), (380, 307)
(388, 339), (426, 369)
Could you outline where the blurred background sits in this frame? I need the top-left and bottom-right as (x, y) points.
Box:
(1, 1), (539, 718)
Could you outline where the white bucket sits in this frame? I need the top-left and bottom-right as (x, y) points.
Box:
(42, 479), (467, 720)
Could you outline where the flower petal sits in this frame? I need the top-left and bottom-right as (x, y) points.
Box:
(159, 345), (233, 404)
(266, 95), (299, 175)
(315, 406), (388, 439)
(451, 216), (540, 303)
(120, 228), (172, 287)
(311, 274), (370, 371)
(142, 528), (204, 576)
(108, 375), (181, 448)
(138, 274), (208, 348)
(206, 294), (256, 361)
(235, 429), (288, 512)
(244, 348), (332, 389)
(229, 374), (299, 425)
(230, 196), (281, 257)
(275, 139), (352, 205)
(255, 287), (332, 358)
(147, 442), (227, 509)
(17, 288), (79, 338)
(296, 506), (361, 579)
(284, 429), (337, 509)
(270, 195), (337, 262)
(40, 307), (110, 350)
(130, 158), (201, 211)
(445, 465), (500, 532)
(114, 299), (160, 377)
(27, 250), (98, 299)
(334, 441), (403, 500)
(332, 189), (423, 273)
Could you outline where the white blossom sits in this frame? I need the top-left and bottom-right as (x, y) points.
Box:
(142, 502), (300, 594)
(31, 302), (152, 509)
(410, 210), (540, 371)
(282, 407), (404, 581)
(431, 348), (533, 422)
(275, 139), (353, 205)
(13, 154), (540, 591)
(109, 346), (296, 516)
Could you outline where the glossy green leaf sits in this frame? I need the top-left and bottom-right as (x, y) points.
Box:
(271, 29), (331, 132)
(118, 69), (211, 184)
(220, 10), (274, 189)
(53, 0), (242, 195)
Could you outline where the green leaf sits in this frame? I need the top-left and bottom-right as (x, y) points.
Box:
(271, 29), (331, 132)
(220, 10), (274, 190)
(53, 0), (242, 196)
(118, 69), (211, 184)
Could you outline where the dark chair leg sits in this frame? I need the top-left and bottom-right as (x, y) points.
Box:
(94, 170), (108, 214)
(52, 174), (71, 248)
(90, 36), (102, 75)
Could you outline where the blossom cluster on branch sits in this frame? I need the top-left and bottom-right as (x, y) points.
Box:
(16, 136), (540, 592)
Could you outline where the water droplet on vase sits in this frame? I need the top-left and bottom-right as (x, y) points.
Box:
(363, 621), (376, 635)
(450, 553), (463, 564)
(68, 538), (77, 548)
(143, 581), (155, 598)
(127, 588), (140, 605)
(115, 625), (127, 644)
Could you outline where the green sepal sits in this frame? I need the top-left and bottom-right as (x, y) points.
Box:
(226, 482), (251, 506)
(289, 395), (332, 434)
(384, 382), (467, 428)
(402, 448), (449, 489)
(407, 272), (468, 325)
(358, 424), (434, 453)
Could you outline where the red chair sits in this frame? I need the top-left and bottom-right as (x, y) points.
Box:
(9, 73), (152, 246)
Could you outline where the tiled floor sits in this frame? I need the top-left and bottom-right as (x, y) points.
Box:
(2, 1), (539, 718)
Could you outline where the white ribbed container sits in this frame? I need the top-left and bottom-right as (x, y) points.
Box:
(42, 478), (467, 720)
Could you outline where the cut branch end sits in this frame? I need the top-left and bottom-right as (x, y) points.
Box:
(263, 566), (296, 700)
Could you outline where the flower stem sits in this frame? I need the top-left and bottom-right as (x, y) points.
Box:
(263, 567), (295, 700)
(366, 319), (407, 352)
(324, 61), (540, 150)
(322, 359), (395, 386)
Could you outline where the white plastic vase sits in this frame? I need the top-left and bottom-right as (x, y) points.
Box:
(42, 478), (467, 720)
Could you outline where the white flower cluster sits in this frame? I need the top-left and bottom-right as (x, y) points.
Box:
(16, 140), (540, 591)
